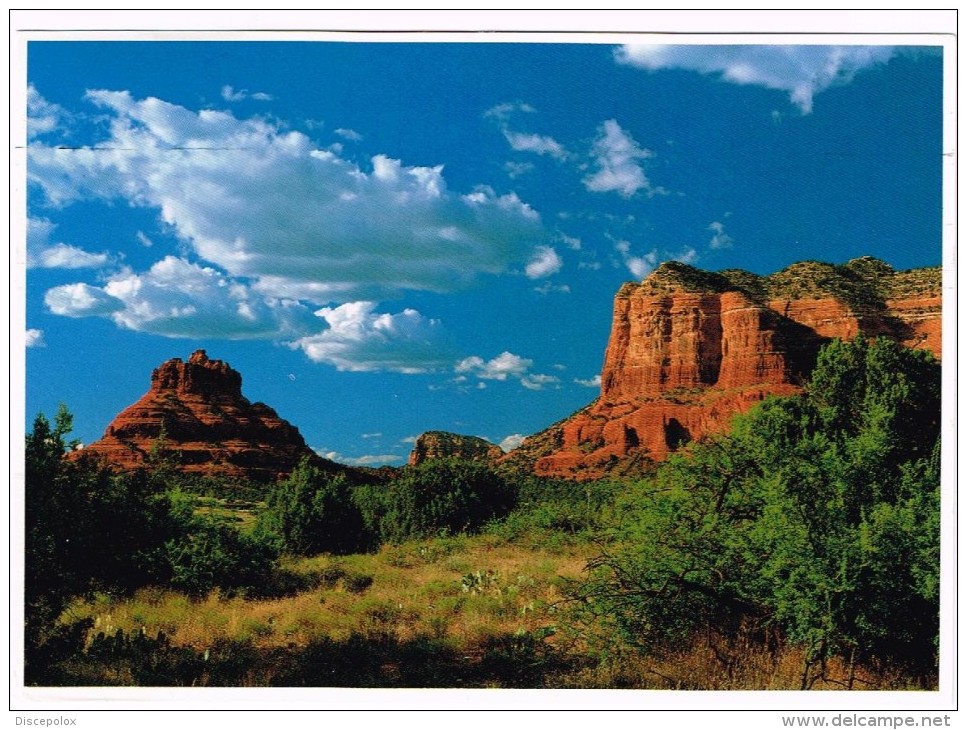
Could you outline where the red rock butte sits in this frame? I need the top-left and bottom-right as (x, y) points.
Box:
(408, 431), (503, 466)
(80, 349), (325, 482)
(505, 258), (941, 479)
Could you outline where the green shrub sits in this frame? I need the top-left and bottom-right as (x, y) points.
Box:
(377, 459), (516, 543)
(165, 513), (279, 597)
(257, 458), (371, 556)
(575, 338), (941, 681)
(24, 406), (181, 680)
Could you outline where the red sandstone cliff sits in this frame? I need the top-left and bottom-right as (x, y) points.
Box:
(81, 350), (331, 482)
(508, 258), (941, 479)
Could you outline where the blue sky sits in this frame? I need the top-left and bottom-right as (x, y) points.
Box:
(23, 40), (944, 467)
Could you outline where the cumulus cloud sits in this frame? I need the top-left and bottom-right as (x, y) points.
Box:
(583, 120), (662, 198)
(456, 351), (532, 381)
(455, 351), (559, 390)
(27, 218), (110, 269)
(27, 84), (69, 139)
(504, 130), (568, 159)
(486, 101), (568, 160)
(520, 373), (560, 390)
(45, 282), (123, 318)
(46, 256), (318, 339)
(524, 245), (563, 279)
(291, 301), (451, 374)
(615, 45), (896, 114)
(708, 221), (734, 249)
(575, 374), (602, 388)
(221, 85), (273, 102)
(27, 89), (543, 302)
(25, 329), (45, 348)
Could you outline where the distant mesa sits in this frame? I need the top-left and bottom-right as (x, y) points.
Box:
(80, 349), (341, 482)
(408, 431), (503, 467)
(502, 257), (942, 480)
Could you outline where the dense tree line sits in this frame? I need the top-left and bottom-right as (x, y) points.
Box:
(256, 455), (517, 554)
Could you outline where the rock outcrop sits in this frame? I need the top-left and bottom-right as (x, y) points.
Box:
(81, 350), (332, 482)
(408, 431), (503, 466)
(509, 258), (941, 479)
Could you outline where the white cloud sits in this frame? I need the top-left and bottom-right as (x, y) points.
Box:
(292, 301), (451, 373)
(27, 84), (69, 139)
(25, 329), (45, 348)
(615, 45), (896, 114)
(575, 374), (602, 388)
(559, 233), (582, 250)
(334, 128), (363, 142)
(504, 130), (567, 159)
(708, 221), (734, 249)
(521, 373), (560, 391)
(486, 101), (568, 160)
(47, 256), (317, 339)
(499, 433), (525, 452)
(614, 239), (658, 279)
(30, 243), (110, 270)
(27, 218), (109, 269)
(45, 282), (123, 318)
(583, 120), (662, 198)
(316, 448), (402, 467)
(524, 245), (563, 279)
(221, 85), (273, 102)
(456, 351), (532, 381)
(455, 351), (558, 390)
(28, 89), (543, 302)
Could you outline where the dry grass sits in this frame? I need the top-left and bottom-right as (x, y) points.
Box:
(55, 534), (933, 689)
(64, 534), (589, 656)
(547, 635), (929, 691)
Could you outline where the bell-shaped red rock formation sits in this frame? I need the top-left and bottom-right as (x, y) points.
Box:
(81, 350), (326, 482)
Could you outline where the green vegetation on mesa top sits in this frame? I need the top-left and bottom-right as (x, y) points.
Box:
(627, 257), (941, 308)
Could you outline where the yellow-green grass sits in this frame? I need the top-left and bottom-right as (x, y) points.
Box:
(62, 533), (589, 656)
(56, 532), (932, 689)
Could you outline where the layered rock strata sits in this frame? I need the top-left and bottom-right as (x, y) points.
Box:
(514, 258), (941, 479)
